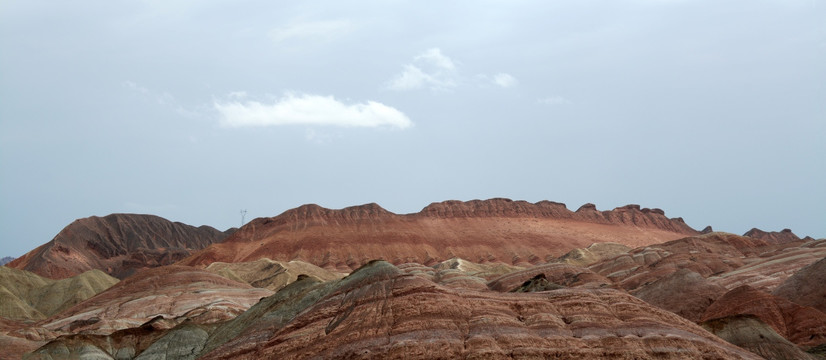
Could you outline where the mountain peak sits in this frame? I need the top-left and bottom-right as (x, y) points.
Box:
(6, 214), (229, 279)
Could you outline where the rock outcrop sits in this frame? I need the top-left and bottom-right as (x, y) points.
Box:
(205, 258), (344, 291)
(487, 262), (611, 292)
(7, 214), (230, 279)
(180, 199), (697, 271)
(554, 242), (631, 267)
(432, 258), (523, 280)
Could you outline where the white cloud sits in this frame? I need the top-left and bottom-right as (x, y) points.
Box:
(538, 96), (572, 105)
(387, 48), (459, 92)
(388, 64), (455, 91)
(214, 92), (413, 129)
(387, 49), (521, 92)
(414, 48), (456, 70)
(123, 80), (202, 118)
(123, 81), (149, 94)
(269, 20), (353, 43)
(228, 91), (247, 99)
(492, 73), (518, 88)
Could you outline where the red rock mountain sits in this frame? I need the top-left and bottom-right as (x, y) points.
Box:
(199, 261), (759, 359)
(180, 199), (698, 271)
(743, 228), (801, 244)
(7, 214), (229, 279)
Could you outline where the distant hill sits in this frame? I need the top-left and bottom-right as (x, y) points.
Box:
(6, 214), (229, 279)
(0, 256), (14, 266)
(0, 266), (118, 321)
(180, 198), (699, 271)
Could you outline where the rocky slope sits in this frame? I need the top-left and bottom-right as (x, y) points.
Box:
(16, 265), (273, 360)
(486, 262), (612, 292)
(773, 255), (826, 313)
(630, 269), (728, 323)
(701, 285), (826, 348)
(180, 199), (698, 271)
(553, 242), (632, 267)
(33, 265), (273, 336)
(708, 238), (826, 292)
(701, 315), (818, 360)
(577, 232), (826, 355)
(585, 232), (825, 294)
(7, 214), (229, 279)
(203, 262), (756, 359)
(197, 261), (758, 359)
(587, 232), (769, 291)
(205, 258), (344, 291)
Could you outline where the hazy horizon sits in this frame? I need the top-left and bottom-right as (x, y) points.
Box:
(2, 1), (824, 257)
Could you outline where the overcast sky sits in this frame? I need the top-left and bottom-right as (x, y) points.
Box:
(1, 1), (824, 257)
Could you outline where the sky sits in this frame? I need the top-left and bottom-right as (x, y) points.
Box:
(1, 1), (824, 257)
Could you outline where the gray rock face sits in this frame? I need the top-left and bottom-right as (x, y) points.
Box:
(134, 325), (210, 360)
(701, 315), (817, 360)
(0, 257), (14, 266)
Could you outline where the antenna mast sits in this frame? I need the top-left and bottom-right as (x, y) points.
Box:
(240, 209), (247, 227)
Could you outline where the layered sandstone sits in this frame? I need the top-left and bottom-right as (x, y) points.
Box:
(0, 318), (45, 360)
(631, 269), (728, 323)
(199, 261), (758, 359)
(7, 214), (229, 279)
(701, 285), (826, 347)
(708, 240), (826, 292)
(18, 266), (273, 359)
(205, 258), (344, 291)
(180, 199), (697, 271)
(701, 315), (817, 360)
(554, 242), (631, 267)
(487, 262), (612, 292)
(35, 265), (273, 336)
(588, 232), (766, 290)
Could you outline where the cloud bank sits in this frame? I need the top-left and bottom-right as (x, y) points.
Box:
(214, 93), (412, 129)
